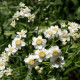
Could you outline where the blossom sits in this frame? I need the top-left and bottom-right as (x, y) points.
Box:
(58, 30), (70, 42)
(5, 44), (17, 56)
(68, 22), (79, 32)
(1, 52), (9, 62)
(0, 70), (4, 78)
(24, 55), (38, 69)
(10, 20), (16, 27)
(16, 29), (27, 38)
(48, 46), (61, 59)
(44, 28), (56, 39)
(0, 57), (6, 70)
(19, 2), (25, 7)
(5, 68), (13, 76)
(50, 56), (65, 68)
(32, 36), (47, 49)
(60, 22), (66, 28)
(13, 11), (20, 20)
(20, 6), (31, 17)
(27, 14), (35, 22)
(50, 25), (60, 37)
(35, 48), (49, 62)
(12, 37), (26, 50)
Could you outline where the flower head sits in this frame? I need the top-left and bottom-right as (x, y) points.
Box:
(24, 55), (38, 69)
(5, 44), (17, 56)
(35, 48), (49, 62)
(50, 56), (65, 68)
(12, 37), (26, 50)
(32, 36), (47, 49)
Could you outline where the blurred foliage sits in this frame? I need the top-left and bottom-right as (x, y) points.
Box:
(0, 0), (80, 80)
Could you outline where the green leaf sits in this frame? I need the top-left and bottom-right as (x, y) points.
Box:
(25, 69), (32, 80)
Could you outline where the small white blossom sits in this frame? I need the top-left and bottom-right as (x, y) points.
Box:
(50, 25), (60, 37)
(50, 56), (65, 68)
(5, 44), (17, 56)
(20, 6), (31, 17)
(1, 52), (9, 62)
(59, 30), (70, 42)
(16, 29), (27, 38)
(24, 55), (38, 69)
(68, 22), (79, 32)
(35, 48), (49, 62)
(12, 37), (26, 50)
(13, 11), (20, 20)
(19, 2), (25, 7)
(48, 46), (61, 59)
(5, 68), (13, 76)
(10, 20), (16, 27)
(0, 70), (4, 78)
(0, 57), (6, 70)
(32, 36), (47, 49)
(27, 14), (35, 22)
(61, 22), (66, 28)
(44, 28), (56, 39)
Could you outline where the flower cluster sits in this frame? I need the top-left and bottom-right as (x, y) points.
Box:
(24, 35), (65, 69)
(0, 29), (27, 78)
(10, 2), (35, 27)
(24, 22), (80, 69)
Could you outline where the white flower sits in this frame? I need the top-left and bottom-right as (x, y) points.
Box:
(5, 44), (17, 56)
(12, 37), (26, 50)
(32, 36), (47, 49)
(27, 14), (35, 22)
(35, 48), (49, 62)
(20, 6), (31, 17)
(44, 28), (56, 39)
(13, 11), (20, 20)
(61, 22), (66, 28)
(59, 30), (70, 42)
(50, 56), (65, 68)
(0, 57), (6, 70)
(19, 2), (25, 7)
(48, 46), (61, 59)
(24, 55), (38, 69)
(1, 52), (9, 62)
(50, 25), (60, 37)
(10, 20), (16, 27)
(16, 29), (27, 38)
(5, 68), (13, 76)
(68, 22), (79, 32)
(0, 70), (4, 78)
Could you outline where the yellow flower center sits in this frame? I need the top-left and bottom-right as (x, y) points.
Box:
(52, 28), (58, 32)
(28, 59), (35, 66)
(52, 50), (59, 56)
(19, 32), (23, 35)
(48, 31), (53, 36)
(23, 10), (28, 14)
(55, 58), (61, 64)
(15, 40), (21, 45)
(62, 33), (68, 38)
(0, 61), (4, 66)
(38, 51), (46, 58)
(72, 26), (76, 29)
(9, 47), (13, 52)
(36, 39), (42, 45)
